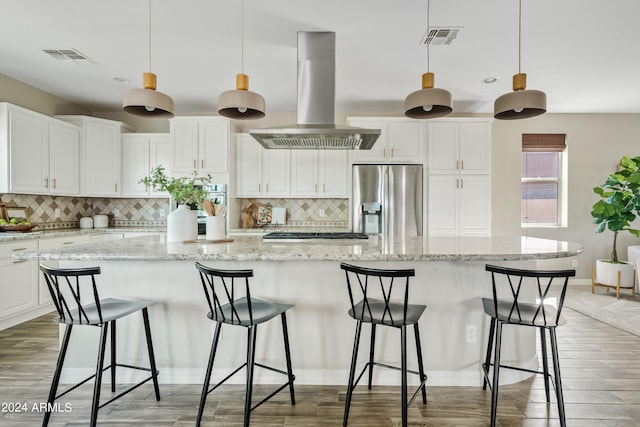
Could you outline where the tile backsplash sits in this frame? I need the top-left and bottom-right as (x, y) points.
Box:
(0, 194), (169, 229)
(1, 194), (349, 230)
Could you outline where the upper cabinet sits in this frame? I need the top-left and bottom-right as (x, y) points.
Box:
(170, 117), (230, 182)
(234, 134), (290, 197)
(121, 133), (171, 197)
(56, 115), (128, 197)
(0, 103), (80, 195)
(427, 120), (491, 174)
(346, 117), (424, 163)
(291, 150), (348, 197)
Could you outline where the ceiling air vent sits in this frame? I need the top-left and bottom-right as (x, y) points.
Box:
(420, 27), (462, 46)
(43, 49), (96, 64)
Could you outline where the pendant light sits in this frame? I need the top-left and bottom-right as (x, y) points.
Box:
(123, 0), (174, 118)
(404, 0), (452, 119)
(217, 0), (265, 119)
(494, 0), (546, 120)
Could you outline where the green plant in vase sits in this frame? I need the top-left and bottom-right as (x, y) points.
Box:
(140, 165), (214, 207)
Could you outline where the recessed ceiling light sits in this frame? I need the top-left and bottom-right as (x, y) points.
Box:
(484, 77), (498, 84)
(113, 77), (130, 84)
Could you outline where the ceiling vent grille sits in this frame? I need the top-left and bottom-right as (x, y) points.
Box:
(420, 27), (462, 46)
(43, 49), (96, 64)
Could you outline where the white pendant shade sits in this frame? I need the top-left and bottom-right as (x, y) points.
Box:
(123, 73), (175, 119)
(217, 73), (265, 119)
(494, 73), (546, 120)
(404, 72), (452, 119)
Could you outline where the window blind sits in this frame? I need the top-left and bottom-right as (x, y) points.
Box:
(522, 134), (566, 152)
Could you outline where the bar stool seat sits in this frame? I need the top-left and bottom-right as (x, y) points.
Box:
(340, 262), (427, 427)
(39, 264), (160, 427)
(195, 262), (296, 427)
(482, 264), (575, 427)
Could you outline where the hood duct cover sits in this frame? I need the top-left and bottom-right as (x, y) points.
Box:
(250, 32), (380, 150)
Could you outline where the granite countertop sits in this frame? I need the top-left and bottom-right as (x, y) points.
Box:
(13, 234), (583, 262)
(0, 227), (166, 242)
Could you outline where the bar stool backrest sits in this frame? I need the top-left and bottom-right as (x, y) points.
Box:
(39, 264), (103, 325)
(340, 262), (415, 326)
(195, 262), (254, 325)
(485, 264), (576, 326)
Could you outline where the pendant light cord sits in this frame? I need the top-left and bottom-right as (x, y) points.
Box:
(148, 0), (152, 72)
(241, 0), (245, 74)
(518, 0), (522, 74)
(426, 0), (430, 73)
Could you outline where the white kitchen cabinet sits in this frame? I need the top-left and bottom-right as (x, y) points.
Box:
(235, 134), (290, 197)
(347, 117), (424, 163)
(122, 133), (171, 197)
(0, 240), (39, 331)
(170, 117), (230, 182)
(57, 115), (127, 197)
(0, 103), (80, 195)
(291, 150), (348, 197)
(428, 120), (491, 174)
(428, 175), (491, 236)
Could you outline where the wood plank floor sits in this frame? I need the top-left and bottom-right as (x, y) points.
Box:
(1, 308), (640, 426)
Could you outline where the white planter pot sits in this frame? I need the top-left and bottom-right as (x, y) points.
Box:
(595, 259), (635, 287)
(166, 204), (197, 243)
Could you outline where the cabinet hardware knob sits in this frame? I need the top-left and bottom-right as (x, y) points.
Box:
(201, 159), (204, 168)
(12, 247), (28, 251)
(44, 178), (49, 188)
(461, 179), (464, 189)
(52, 178), (57, 189)
(115, 183), (118, 192)
(456, 160), (459, 170)
(13, 260), (27, 264)
(391, 148), (394, 157)
(323, 184), (326, 193)
(63, 242), (74, 245)
(461, 160), (464, 170)
(315, 184), (317, 193)
(266, 183), (269, 192)
(193, 160), (196, 169)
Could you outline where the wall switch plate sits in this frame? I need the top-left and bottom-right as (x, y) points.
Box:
(319, 209), (325, 217)
(466, 325), (477, 343)
(114, 208), (120, 218)
(159, 209), (166, 218)
(54, 208), (60, 218)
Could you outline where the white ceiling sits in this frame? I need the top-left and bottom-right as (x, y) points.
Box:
(1, 0), (639, 117)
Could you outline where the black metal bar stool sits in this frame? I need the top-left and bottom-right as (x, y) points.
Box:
(39, 264), (160, 427)
(482, 264), (576, 427)
(340, 262), (427, 427)
(194, 262), (296, 427)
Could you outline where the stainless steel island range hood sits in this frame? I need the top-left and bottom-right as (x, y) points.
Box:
(250, 32), (380, 150)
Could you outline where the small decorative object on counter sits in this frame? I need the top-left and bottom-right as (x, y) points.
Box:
(79, 217), (94, 229)
(93, 215), (109, 228)
(206, 216), (225, 241)
(168, 205), (198, 242)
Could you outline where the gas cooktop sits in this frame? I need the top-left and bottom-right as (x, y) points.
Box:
(263, 232), (369, 240)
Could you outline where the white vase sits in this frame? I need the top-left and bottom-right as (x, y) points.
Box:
(595, 259), (635, 287)
(167, 204), (197, 243)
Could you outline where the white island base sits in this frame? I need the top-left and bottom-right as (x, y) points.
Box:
(57, 258), (543, 388)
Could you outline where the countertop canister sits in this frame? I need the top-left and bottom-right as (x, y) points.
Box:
(79, 217), (93, 229)
(93, 215), (109, 228)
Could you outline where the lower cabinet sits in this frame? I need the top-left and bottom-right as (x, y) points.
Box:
(0, 240), (39, 330)
(428, 175), (491, 236)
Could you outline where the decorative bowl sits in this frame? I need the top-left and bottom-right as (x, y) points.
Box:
(0, 224), (38, 232)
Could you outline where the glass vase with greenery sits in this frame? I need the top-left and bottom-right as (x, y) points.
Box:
(140, 165), (214, 207)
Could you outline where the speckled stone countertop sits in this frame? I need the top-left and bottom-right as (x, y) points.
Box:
(0, 227), (166, 242)
(13, 234), (583, 262)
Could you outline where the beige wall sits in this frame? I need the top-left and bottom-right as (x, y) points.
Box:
(492, 114), (640, 279)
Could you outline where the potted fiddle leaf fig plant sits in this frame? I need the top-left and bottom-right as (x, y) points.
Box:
(591, 155), (640, 289)
(140, 165), (213, 242)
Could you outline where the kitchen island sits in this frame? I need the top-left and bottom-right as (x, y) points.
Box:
(14, 234), (582, 387)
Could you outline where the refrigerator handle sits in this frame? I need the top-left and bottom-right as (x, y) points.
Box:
(386, 167), (394, 236)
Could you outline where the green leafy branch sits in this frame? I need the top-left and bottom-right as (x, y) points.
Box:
(140, 165), (214, 207)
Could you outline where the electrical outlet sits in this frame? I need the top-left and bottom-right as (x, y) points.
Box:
(54, 208), (60, 218)
(159, 209), (166, 218)
(572, 259), (578, 268)
(466, 325), (477, 344)
(114, 208), (120, 218)
(319, 209), (325, 217)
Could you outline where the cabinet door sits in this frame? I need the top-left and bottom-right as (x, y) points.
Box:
(348, 118), (387, 161)
(320, 150), (348, 197)
(235, 135), (263, 197)
(199, 121), (228, 174)
(0, 258), (38, 320)
(291, 151), (319, 196)
(427, 175), (458, 236)
(459, 122), (491, 174)
(149, 135), (172, 197)
(427, 122), (459, 174)
(387, 121), (423, 161)
(263, 150), (291, 196)
(458, 175), (491, 236)
(171, 121), (198, 174)
(85, 121), (121, 196)
(122, 134), (150, 196)
(9, 109), (48, 193)
(49, 122), (80, 195)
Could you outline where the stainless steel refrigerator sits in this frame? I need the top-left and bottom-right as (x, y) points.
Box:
(352, 164), (423, 236)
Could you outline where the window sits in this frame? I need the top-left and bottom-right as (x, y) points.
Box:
(521, 134), (567, 226)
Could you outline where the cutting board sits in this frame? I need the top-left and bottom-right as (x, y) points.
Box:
(183, 238), (234, 243)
